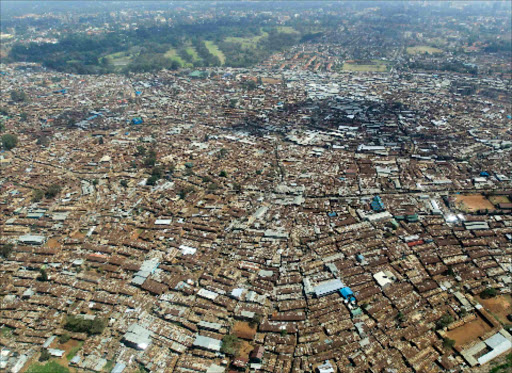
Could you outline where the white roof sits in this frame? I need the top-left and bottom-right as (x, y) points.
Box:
(478, 333), (512, 365)
(193, 335), (222, 352)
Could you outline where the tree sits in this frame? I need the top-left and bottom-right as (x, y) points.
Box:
(1, 134), (18, 150)
(32, 189), (45, 202)
(135, 145), (146, 157)
(0, 243), (14, 258)
(58, 333), (70, 344)
(64, 315), (106, 336)
(443, 338), (456, 349)
(220, 334), (241, 356)
(436, 313), (454, 330)
(178, 186), (195, 200)
(45, 184), (62, 199)
(39, 348), (50, 362)
(146, 175), (159, 186)
(10, 89), (27, 102)
(152, 166), (164, 178)
(144, 149), (157, 167)
(219, 170), (227, 178)
(233, 182), (242, 193)
(397, 311), (406, 322)
(480, 287), (497, 299)
(249, 313), (262, 328)
(39, 268), (49, 282)
(120, 180), (129, 188)
(36, 136), (50, 147)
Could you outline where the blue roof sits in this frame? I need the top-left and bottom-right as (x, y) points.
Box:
(340, 287), (354, 299)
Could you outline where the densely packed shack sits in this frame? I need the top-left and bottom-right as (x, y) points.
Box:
(0, 43), (511, 373)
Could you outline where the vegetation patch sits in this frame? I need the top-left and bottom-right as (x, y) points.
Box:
(27, 361), (70, 373)
(342, 60), (389, 72)
(64, 315), (106, 336)
(204, 40), (225, 65)
(406, 46), (442, 54)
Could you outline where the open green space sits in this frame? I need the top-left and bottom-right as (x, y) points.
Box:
(342, 60), (389, 72)
(204, 40), (226, 65)
(27, 361), (69, 373)
(185, 47), (200, 61)
(102, 51), (133, 67)
(406, 46), (443, 54)
(164, 48), (187, 67)
(225, 30), (269, 48)
(276, 26), (299, 34)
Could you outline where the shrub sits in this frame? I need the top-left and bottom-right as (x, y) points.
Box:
(436, 313), (454, 330)
(45, 184), (62, 199)
(0, 243), (14, 258)
(443, 338), (456, 349)
(480, 288), (497, 299)
(220, 334), (241, 356)
(39, 348), (50, 362)
(58, 334), (71, 344)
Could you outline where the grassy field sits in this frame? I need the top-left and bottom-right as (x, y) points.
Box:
(225, 30), (269, 48)
(164, 48), (187, 67)
(406, 46), (443, 54)
(342, 60), (389, 72)
(102, 51), (132, 67)
(276, 26), (299, 34)
(204, 40), (226, 64)
(185, 47), (200, 62)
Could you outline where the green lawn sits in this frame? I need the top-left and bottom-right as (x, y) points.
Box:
(185, 47), (200, 62)
(204, 41), (226, 64)
(27, 361), (70, 373)
(342, 60), (389, 72)
(102, 51), (133, 67)
(406, 46), (443, 55)
(276, 26), (299, 34)
(164, 48), (187, 67)
(225, 31), (269, 48)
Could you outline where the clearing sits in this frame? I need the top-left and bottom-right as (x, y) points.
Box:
(488, 195), (511, 206)
(476, 294), (512, 326)
(233, 321), (257, 340)
(445, 315), (493, 348)
(342, 60), (388, 72)
(406, 46), (443, 54)
(276, 26), (299, 34)
(102, 51), (132, 68)
(238, 340), (254, 360)
(225, 30), (268, 48)
(185, 47), (201, 62)
(204, 40), (225, 64)
(453, 194), (495, 212)
(164, 48), (187, 67)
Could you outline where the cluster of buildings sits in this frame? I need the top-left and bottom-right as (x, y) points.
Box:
(0, 27), (511, 372)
